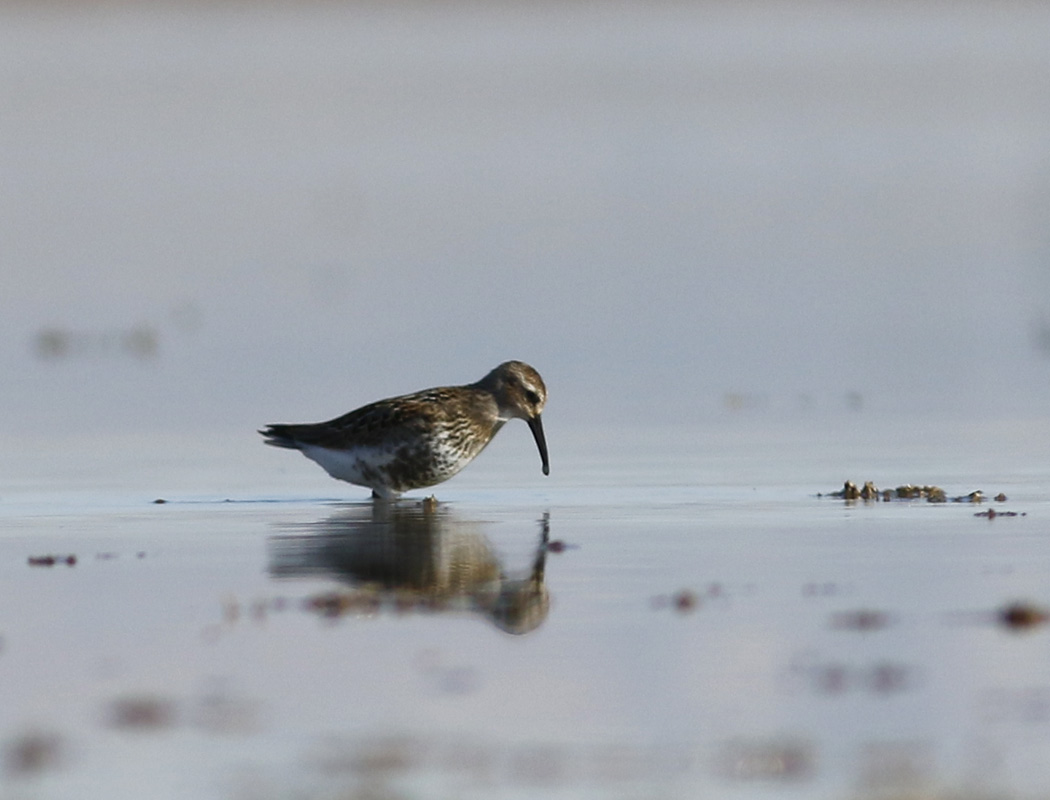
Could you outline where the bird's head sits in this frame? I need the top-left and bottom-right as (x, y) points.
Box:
(479, 361), (549, 476)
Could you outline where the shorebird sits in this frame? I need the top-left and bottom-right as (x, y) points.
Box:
(260, 361), (549, 498)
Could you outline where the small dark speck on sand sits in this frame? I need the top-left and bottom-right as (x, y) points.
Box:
(998, 601), (1049, 631)
(974, 508), (1024, 519)
(153, 498), (167, 504)
(4, 732), (62, 776)
(107, 696), (177, 730)
(650, 589), (701, 612)
(28, 554), (76, 567)
(830, 609), (891, 632)
(674, 590), (700, 612)
(545, 540), (578, 553)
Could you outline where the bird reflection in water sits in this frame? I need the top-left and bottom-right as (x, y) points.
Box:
(268, 505), (551, 635)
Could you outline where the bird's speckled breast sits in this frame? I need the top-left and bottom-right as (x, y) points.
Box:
(302, 416), (504, 496)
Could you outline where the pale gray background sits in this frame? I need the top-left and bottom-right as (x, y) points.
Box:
(3, 1), (1049, 435)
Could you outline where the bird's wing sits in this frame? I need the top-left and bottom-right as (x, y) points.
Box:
(260, 390), (452, 450)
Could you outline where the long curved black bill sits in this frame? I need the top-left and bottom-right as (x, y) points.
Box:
(527, 415), (550, 476)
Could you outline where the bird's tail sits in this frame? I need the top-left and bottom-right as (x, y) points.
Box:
(259, 424), (304, 450)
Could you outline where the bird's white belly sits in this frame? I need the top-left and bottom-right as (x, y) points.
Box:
(299, 440), (475, 496)
(300, 444), (397, 486)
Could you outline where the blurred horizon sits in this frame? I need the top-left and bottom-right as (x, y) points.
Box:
(3, 0), (1049, 437)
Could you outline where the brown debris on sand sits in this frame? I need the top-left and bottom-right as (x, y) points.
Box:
(822, 482), (1010, 506)
(825, 481), (880, 500)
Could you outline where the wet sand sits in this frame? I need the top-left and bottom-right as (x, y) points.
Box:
(3, 418), (1050, 798)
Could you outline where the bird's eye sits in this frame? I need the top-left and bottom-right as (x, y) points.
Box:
(525, 390), (540, 405)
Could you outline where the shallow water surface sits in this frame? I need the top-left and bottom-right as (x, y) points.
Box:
(2, 420), (1050, 798)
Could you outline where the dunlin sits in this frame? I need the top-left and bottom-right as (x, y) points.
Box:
(260, 361), (549, 498)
